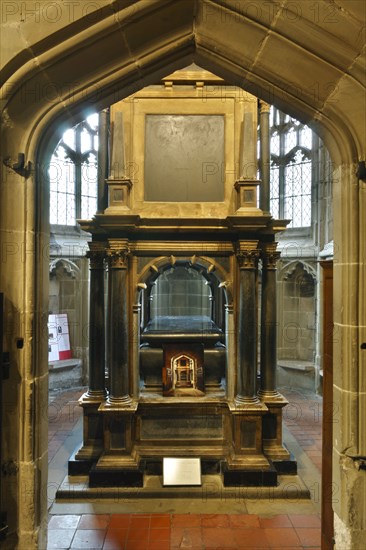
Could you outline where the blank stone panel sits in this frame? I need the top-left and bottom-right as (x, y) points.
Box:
(141, 415), (223, 439)
(144, 115), (225, 201)
(109, 419), (126, 449)
(241, 420), (256, 449)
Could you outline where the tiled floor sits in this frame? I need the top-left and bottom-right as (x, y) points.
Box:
(47, 387), (323, 549)
(47, 512), (322, 549)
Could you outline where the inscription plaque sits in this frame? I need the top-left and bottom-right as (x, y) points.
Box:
(163, 457), (202, 486)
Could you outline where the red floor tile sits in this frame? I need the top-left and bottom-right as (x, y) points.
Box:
(170, 526), (202, 548)
(229, 514), (260, 529)
(150, 514), (171, 529)
(129, 515), (150, 529)
(289, 515), (321, 528)
(171, 514), (202, 527)
(201, 513), (230, 527)
(202, 527), (237, 547)
(148, 540), (170, 550)
(263, 528), (301, 548)
(125, 540), (149, 550)
(103, 528), (128, 549)
(109, 514), (131, 529)
(148, 527), (170, 540)
(295, 527), (322, 547)
(234, 527), (270, 548)
(126, 528), (149, 542)
(259, 515), (292, 528)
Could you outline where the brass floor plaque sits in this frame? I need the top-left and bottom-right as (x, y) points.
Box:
(163, 457), (202, 486)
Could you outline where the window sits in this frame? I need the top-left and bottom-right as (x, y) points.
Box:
(49, 113), (99, 225)
(270, 107), (313, 228)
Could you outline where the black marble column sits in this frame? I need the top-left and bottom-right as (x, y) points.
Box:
(236, 246), (260, 404)
(259, 100), (271, 213)
(86, 247), (106, 399)
(106, 245), (131, 404)
(259, 243), (281, 399)
(97, 109), (109, 213)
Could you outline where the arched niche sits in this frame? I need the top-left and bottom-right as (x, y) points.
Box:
(277, 261), (318, 364)
(137, 256), (230, 395)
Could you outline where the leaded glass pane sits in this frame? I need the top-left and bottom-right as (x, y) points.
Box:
(285, 127), (297, 154)
(81, 152), (98, 219)
(81, 128), (91, 153)
(87, 113), (99, 130)
(270, 167), (279, 198)
(284, 158), (312, 228)
(63, 128), (75, 150)
(49, 150), (76, 225)
(271, 132), (280, 156)
(300, 126), (312, 149)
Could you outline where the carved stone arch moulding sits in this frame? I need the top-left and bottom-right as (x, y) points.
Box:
(135, 255), (233, 305)
(49, 258), (81, 279)
(280, 260), (317, 282)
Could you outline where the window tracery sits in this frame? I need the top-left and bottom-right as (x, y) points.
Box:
(270, 107), (313, 228)
(49, 113), (99, 225)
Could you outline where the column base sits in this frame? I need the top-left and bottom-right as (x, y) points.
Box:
(99, 396), (138, 412)
(272, 451), (298, 475)
(89, 453), (143, 487)
(233, 396), (267, 410)
(82, 389), (107, 402)
(69, 447), (99, 475)
(260, 395), (292, 464)
(223, 461), (277, 487)
(75, 392), (106, 465)
(258, 389), (288, 403)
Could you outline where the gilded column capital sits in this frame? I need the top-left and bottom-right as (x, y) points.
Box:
(259, 100), (271, 114)
(261, 243), (281, 270)
(236, 248), (260, 270)
(106, 247), (130, 269)
(86, 249), (105, 269)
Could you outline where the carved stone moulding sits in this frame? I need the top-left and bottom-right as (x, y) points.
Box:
(105, 177), (132, 212)
(234, 179), (262, 213)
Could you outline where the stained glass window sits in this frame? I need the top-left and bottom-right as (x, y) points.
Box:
(270, 107), (313, 228)
(49, 113), (98, 225)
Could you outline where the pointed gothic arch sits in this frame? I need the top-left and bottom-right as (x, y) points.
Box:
(1, 2), (365, 548)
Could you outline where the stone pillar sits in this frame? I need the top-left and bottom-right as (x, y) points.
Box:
(259, 242), (281, 399)
(258, 244), (291, 465)
(85, 245), (107, 399)
(97, 108), (109, 213)
(259, 100), (271, 214)
(73, 243), (106, 465)
(225, 303), (235, 400)
(106, 241), (131, 405)
(235, 242), (260, 404)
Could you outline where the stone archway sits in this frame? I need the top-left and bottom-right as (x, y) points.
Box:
(1, 2), (365, 548)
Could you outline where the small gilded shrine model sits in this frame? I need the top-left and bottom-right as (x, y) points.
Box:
(71, 66), (295, 488)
